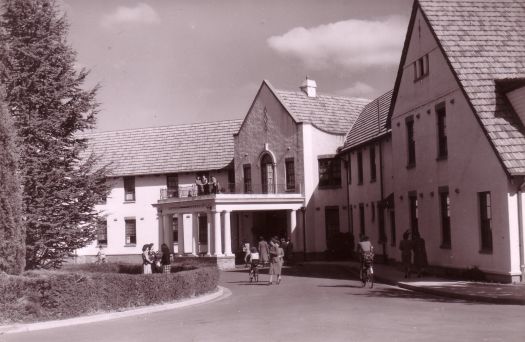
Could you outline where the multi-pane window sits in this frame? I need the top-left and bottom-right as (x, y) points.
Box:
(243, 164), (252, 193)
(325, 207), (340, 251)
(97, 219), (108, 245)
(409, 192), (418, 235)
(414, 54), (429, 81)
(172, 216), (179, 243)
(370, 146), (377, 182)
(318, 158), (341, 188)
(357, 151), (363, 185)
(371, 202), (375, 222)
(359, 203), (365, 236)
(479, 192), (493, 252)
(347, 155), (352, 184)
(436, 103), (448, 159)
(167, 174), (178, 198)
(124, 218), (136, 245)
(285, 158), (295, 191)
(124, 176), (135, 201)
(390, 209), (397, 247)
(406, 117), (416, 167)
(440, 188), (451, 248)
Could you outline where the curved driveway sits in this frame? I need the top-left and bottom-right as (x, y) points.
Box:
(4, 264), (525, 342)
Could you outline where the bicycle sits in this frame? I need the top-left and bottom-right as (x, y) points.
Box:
(361, 261), (374, 288)
(249, 260), (260, 282)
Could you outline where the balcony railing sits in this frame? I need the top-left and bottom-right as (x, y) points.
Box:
(160, 183), (302, 200)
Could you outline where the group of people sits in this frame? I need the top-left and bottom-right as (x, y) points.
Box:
(243, 236), (293, 285)
(142, 243), (172, 274)
(194, 175), (220, 196)
(399, 230), (428, 278)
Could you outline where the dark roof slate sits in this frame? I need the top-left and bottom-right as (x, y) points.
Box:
(271, 86), (369, 135)
(418, 0), (525, 175)
(82, 120), (242, 177)
(342, 90), (393, 151)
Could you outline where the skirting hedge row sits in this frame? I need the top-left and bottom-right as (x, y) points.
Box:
(0, 263), (219, 324)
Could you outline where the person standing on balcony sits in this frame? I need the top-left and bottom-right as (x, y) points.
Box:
(202, 175), (209, 195)
(195, 176), (203, 196)
(210, 176), (219, 194)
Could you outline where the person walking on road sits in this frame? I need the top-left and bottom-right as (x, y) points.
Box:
(399, 231), (413, 278)
(258, 236), (270, 266)
(412, 231), (428, 277)
(268, 238), (283, 285)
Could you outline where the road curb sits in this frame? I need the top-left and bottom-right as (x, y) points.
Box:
(0, 286), (230, 335)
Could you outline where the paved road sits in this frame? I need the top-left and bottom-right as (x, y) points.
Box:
(3, 265), (525, 342)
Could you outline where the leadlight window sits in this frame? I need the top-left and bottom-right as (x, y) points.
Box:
(479, 192), (493, 253)
(440, 188), (451, 249)
(124, 176), (135, 201)
(370, 146), (377, 182)
(414, 54), (429, 81)
(357, 151), (363, 185)
(243, 164), (252, 193)
(406, 117), (416, 167)
(172, 216), (179, 243)
(436, 103), (448, 159)
(318, 158), (341, 188)
(285, 158), (295, 191)
(409, 192), (418, 235)
(97, 219), (107, 246)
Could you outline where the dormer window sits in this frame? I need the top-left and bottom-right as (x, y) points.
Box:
(414, 54), (429, 81)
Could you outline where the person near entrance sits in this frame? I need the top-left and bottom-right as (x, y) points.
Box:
(258, 236), (270, 266)
(268, 238), (284, 285)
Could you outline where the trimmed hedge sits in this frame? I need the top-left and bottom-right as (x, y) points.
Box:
(0, 263), (219, 324)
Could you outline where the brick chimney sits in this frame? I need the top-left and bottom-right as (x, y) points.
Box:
(300, 77), (317, 97)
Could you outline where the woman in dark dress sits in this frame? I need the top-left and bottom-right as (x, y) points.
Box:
(161, 243), (171, 274)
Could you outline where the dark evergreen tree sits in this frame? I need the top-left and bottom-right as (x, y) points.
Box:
(0, 86), (25, 274)
(0, 0), (109, 269)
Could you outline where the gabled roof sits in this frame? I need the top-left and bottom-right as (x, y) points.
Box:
(82, 120), (242, 177)
(341, 90), (393, 151)
(262, 80), (368, 135)
(389, 0), (525, 176)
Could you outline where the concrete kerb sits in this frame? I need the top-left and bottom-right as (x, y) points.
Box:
(0, 286), (231, 335)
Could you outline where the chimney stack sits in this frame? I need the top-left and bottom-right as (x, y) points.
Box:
(300, 77), (317, 97)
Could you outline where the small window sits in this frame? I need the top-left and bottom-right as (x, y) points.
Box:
(318, 158), (341, 188)
(406, 117), (416, 167)
(371, 202), (376, 222)
(167, 174), (178, 198)
(439, 188), (451, 249)
(285, 158), (295, 191)
(414, 54), (429, 81)
(357, 151), (363, 185)
(124, 176), (135, 202)
(243, 164), (252, 193)
(409, 192), (418, 234)
(370, 146), (377, 182)
(124, 218), (136, 245)
(479, 192), (493, 253)
(172, 215), (179, 243)
(97, 219), (108, 245)
(436, 103), (448, 159)
(359, 203), (365, 236)
(347, 155), (352, 185)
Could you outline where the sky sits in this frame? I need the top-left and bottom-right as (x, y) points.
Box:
(61, 0), (413, 132)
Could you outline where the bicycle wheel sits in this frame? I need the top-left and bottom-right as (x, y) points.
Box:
(367, 267), (374, 288)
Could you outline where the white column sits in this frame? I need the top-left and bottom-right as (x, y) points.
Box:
(192, 213), (199, 256)
(163, 214), (174, 253)
(288, 209), (297, 246)
(223, 210), (233, 256)
(178, 213), (185, 255)
(213, 210), (223, 256)
(206, 211), (212, 256)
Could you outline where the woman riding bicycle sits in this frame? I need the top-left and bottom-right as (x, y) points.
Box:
(357, 235), (374, 281)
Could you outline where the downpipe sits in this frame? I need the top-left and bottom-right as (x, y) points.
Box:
(518, 178), (525, 282)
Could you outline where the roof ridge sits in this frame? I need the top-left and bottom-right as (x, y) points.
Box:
(275, 88), (370, 103)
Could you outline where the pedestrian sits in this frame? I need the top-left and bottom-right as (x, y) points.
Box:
(96, 245), (107, 264)
(268, 238), (283, 285)
(258, 236), (270, 266)
(210, 176), (219, 194)
(202, 175), (209, 194)
(161, 243), (171, 274)
(242, 241), (251, 267)
(195, 176), (203, 196)
(142, 244), (153, 274)
(412, 231), (428, 277)
(399, 231), (413, 278)
(285, 237), (294, 265)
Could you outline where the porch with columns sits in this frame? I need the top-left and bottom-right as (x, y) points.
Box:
(153, 194), (304, 269)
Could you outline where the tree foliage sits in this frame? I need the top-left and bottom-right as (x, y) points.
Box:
(0, 0), (109, 269)
(0, 86), (25, 274)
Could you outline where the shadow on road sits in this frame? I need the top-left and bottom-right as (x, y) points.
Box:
(228, 264), (353, 281)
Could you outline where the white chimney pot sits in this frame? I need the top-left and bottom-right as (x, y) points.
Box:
(300, 79), (317, 97)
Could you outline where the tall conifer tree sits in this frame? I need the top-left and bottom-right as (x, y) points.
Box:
(0, 85), (25, 275)
(0, 0), (108, 269)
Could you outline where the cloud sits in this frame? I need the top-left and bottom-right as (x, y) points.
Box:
(267, 16), (406, 71)
(337, 82), (375, 98)
(101, 3), (160, 28)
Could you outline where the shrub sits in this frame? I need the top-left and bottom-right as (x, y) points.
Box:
(0, 263), (219, 324)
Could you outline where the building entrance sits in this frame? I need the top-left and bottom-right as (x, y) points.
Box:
(252, 211), (287, 240)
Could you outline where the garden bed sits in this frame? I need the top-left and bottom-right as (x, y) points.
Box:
(0, 262), (219, 324)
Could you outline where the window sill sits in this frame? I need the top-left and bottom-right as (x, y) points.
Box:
(479, 248), (493, 255)
(357, 181), (363, 186)
(436, 155), (448, 162)
(413, 74), (429, 82)
(370, 179), (377, 183)
(440, 244), (451, 250)
(97, 243), (108, 247)
(123, 201), (136, 204)
(319, 185), (342, 190)
(285, 188), (296, 192)
(124, 244), (136, 247)
(406, 163), (416, 170)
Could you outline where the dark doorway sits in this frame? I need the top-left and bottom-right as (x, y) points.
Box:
(252, 211), (287, 240)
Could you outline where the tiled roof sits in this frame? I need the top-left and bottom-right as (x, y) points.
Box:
(342, 90), (393, 151)
(418, 0), (525, 175)
(81, 120), (242, 177)
(270, 85), (369, 135)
